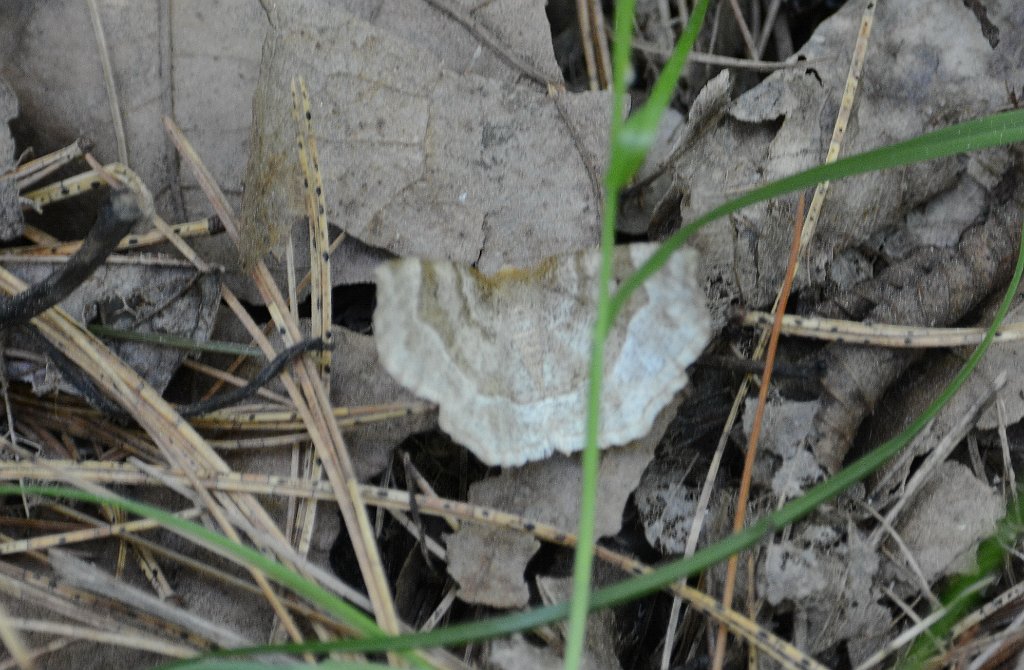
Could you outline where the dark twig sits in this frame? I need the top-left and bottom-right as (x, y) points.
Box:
(175, 339), (328, 417)
(1, 188), (325, 420)
(37, 335), (328, 420)
(0, 188), (143, 329)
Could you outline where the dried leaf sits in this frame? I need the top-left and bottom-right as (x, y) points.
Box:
(0, 0), (283, 307)
(536, 575), (623, 670)
(895, 461), (1003, 582)
(334, 0), (564, 84)
(742, 397), (823, 498)
(489, 637), (565, 670)
(445, 400), (675, 607)
(242, 0), (610, 276)
(634, 463), (699, 555)
(0, 0), (267, 220)
(944, 301), (1024, 432)
(658, 0), (1022, 322)
(5, 261), (220, 397)
(328, 326), (437, 480)
(760, 527), (892, 664)
(446, 525), (538, 608)
(617, 108), (683, 236)
(863, 298), (1024, 501)
(812, 195), (1020, 471)
(373, 244), (710, 465)
(633, 438), (713, 555)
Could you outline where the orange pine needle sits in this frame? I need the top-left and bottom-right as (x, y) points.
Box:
(713, 193), (805, 668)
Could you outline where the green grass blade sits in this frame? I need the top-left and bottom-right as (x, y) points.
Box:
(9, 113), (1022, 670)
(161, 210), (1024, 664)
(612, 108), (1024, 318)
(566, 2), (712, 667)
(605, 0), (713, 190)
(0, 484), (434, 670)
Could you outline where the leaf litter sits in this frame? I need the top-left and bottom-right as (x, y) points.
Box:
(0, 0), (1024, 669)
(446, 399), (678, 608)
(243, 0), (611, 277)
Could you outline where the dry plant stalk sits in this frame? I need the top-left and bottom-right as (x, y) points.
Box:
(163, 117), (402, 636)
(739, 310), (1024, 348)
(713, 195), (805, 669)
(0, 272), (309, 644)
(0, 458), (824, 670)
(285, 78), (331, 600)
(8, 163), (323, 652)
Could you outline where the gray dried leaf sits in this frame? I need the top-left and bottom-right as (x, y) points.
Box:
(663, 0), (1024, 472)
(634, 468), (698, 555)
(208, 317), (435, 481)
(0, 0), (292, 312)
(862, 297), (1024, 503)
(242, 0), (610, 277)
(446, 525), (539, 608)
(895, 461), (1003, 581)
(328, 326), (437, 480)
(445, 400), (674, 607)
(0, 0), (267, 220)
(535, 575), (623, 670)
(812, 198), (1019, 472)
(5, 260), (219, 397)
(659, 0), (1022, 320)
(617, 107), (683, 236)
(760, 527), (892, 664)
(633, 440), (710, 555)
(741, 396), (824, 498)
(488, 637), (564, 670)
(966, 305), (1024, 433)
(332, 0), (563, 85)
